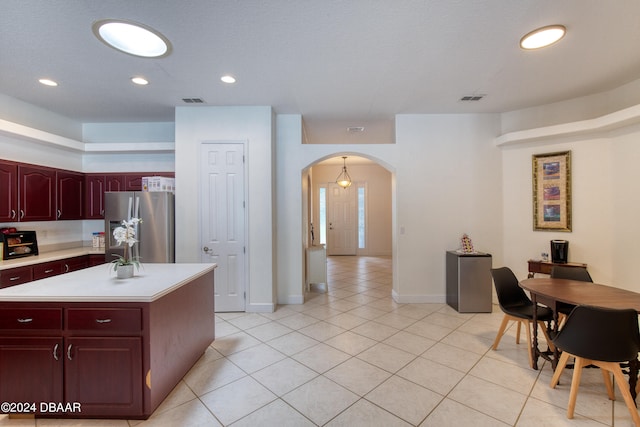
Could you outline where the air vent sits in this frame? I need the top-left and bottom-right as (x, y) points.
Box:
(459, 95), (485, 101)
(182, 98), (205, 103)
(347, 126), (365, 133)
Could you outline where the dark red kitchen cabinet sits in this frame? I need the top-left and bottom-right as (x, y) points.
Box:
(33, 260), (64, 280)
(0, 266), (33, 288)
(124, 174), (145, 191)
(0, 161), (18, 222)
(0, 337), (64, 405)
(85, 174), (106, 219)
(63, 255), (90, 272)
(65, 337), (142, 417)
(57, 171), (84, 220)
(106, 174), (126, 191)
(18, 165), (56, 221)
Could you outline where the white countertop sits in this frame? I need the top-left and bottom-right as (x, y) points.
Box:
(0, 263), (216, 303)
(0, 247), (105, 270)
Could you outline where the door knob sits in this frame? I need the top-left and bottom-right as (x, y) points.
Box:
(203, 246), (210, 252)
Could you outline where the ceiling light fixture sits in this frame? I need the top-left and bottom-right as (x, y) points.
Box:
(131, 76), (149, 85)
(221, 75), (236, 84)
(38, 78), (58, 87)
(92, 19), (171, 58)
(520, 25), (566, 50)
(335, 156), (352, 189)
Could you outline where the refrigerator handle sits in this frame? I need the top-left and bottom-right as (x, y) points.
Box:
(133, 196), (141, 262)
(134, 196), (140, 219)
(127, 197), (133, 221)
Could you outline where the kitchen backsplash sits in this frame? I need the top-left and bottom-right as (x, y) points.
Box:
(0, 220), (104, 253)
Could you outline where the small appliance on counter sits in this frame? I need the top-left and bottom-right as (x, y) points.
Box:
(0, 230), (39, 260)
(550, 239), (568, 263)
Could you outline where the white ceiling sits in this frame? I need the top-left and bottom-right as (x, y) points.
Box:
(1, 1), (639, 145)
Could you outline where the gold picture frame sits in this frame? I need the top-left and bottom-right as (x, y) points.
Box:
(532, 151), (571, 231)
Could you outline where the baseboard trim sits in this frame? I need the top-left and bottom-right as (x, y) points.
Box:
(392, 289), (446, 304)
(245, 302), (276, 313)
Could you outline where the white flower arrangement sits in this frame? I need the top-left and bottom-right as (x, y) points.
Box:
(111, 218), (142, 272)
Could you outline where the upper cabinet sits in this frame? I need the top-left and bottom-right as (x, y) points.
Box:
(0, 161), (18, 222)
(57, 171), (84, 220)
(19, 165), (57, 222)
(0, 161), (173, 222)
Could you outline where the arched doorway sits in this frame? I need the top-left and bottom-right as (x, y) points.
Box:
(302, 153), (396, 298)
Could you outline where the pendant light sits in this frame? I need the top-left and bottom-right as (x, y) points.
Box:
(336, 156), (352, 188)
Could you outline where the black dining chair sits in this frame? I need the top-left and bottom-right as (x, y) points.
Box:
(490, 267), (555, 369)
(550, 266), (593, 324)
(550, 265), (593, 282)
(549, 305), (640, 424)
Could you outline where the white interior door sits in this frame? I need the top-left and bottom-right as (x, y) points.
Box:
(200, 142), (246, 312)
(327, 183), (357, 255)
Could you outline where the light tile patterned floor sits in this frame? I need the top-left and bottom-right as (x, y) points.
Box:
(1, 256), (637, 426)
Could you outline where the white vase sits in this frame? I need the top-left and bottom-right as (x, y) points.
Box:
(116, 264), (134, 279)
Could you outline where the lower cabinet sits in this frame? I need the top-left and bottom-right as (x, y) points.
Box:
(0, 337), (63, 404)
(0, 306), (143, 417)
(2, 255), (94, 287)
(0, 266), (33, 288)
(65, 337), (142, 417)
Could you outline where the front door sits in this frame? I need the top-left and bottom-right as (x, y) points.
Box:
(327, 183), (357, 255)
(200, 142), (246, 312)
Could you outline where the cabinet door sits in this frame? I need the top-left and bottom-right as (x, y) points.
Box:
(0, 161), (18, 222)
(124, 174), (145, 191)
(0, 337), (63, 405)
(57, 171), (84, 220)
(89, 254), (106, 266)
(63, 255), (89, 273)
(105, 175), (125, 192)
(65, 337), (142, 417)
(18, 165), (56, 221)
(85, 175), (106, 219)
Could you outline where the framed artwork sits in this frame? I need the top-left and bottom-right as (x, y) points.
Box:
(532, 151), (571, 231)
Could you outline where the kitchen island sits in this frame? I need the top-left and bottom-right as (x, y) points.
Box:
(0, 263), (216, 419)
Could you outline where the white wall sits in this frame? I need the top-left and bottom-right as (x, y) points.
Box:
(174, 106), (275, 312)
(501, 122), (640, 292)
(310, 163), (392, 256)
(275, 113), (503, 305)
(393, 114), (503, 302)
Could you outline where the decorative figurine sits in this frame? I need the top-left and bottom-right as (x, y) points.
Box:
(460, 234), (475, 254)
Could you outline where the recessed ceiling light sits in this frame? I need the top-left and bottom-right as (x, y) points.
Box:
(131, 76), (149, 85)
(38, 78), (58, 87)
(520, 25), (566, 50)
(92, 19), (171, 58)
(220, 75), (236, 84)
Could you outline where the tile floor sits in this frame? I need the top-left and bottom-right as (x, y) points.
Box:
(1, 256), (638, 426)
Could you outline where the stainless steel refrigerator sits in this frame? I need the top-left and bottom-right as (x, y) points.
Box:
(104, 192), (175, 264)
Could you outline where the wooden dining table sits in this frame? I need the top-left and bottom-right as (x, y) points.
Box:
(520, 277), (640, 399)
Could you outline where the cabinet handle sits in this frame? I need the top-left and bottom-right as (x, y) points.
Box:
(17, 318), (33, 323)
(19, 209), (24, 219)
(53, 343), (59, 361)
(9, 276), (22, 281)
(64, 264), (69, 273)
(10, 209), (16, 219)
(57, 209), (61, 219)
(95, 318), (112, 324)
(67, 344), (73, 361)
(45, 269), (54, 273)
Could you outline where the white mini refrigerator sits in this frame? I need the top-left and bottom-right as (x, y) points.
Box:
(446, 251), (492, 313)
(104, 192), (175, 264)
